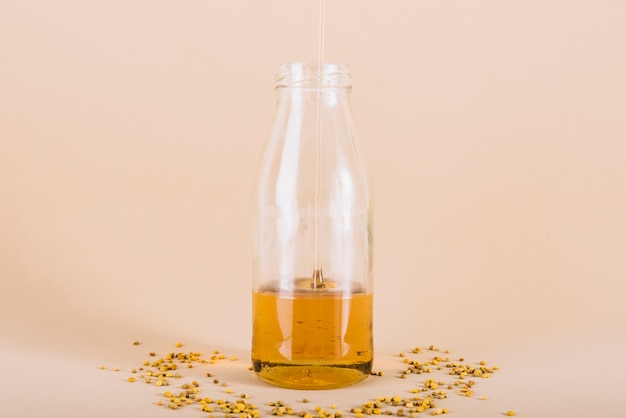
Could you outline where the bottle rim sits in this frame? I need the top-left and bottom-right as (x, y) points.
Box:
(275, 62), (352, 90)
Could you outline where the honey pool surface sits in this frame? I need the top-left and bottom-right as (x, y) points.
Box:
(252, 280), (373, 389)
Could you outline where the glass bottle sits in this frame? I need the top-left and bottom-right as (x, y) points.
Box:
(252, 62), (373, 389)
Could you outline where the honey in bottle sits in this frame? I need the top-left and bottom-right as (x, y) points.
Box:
(252, 63), (373, 389)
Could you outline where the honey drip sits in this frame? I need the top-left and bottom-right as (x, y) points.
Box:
(311, 0), (326, 288)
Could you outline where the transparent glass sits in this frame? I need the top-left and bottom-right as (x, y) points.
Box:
(252, 62), (373, 389)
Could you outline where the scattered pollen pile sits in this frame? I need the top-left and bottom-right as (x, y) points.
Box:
(100, 341), (513, 417)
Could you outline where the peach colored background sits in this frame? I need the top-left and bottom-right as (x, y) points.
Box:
(1, 1), (625, 417)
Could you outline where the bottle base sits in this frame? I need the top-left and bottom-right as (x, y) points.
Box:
(252, 360), (372, 390)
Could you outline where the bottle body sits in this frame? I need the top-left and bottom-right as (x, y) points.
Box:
(252, 63), (373, 389)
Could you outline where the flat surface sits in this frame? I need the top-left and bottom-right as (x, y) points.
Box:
(2, 315), (625, 417)
(1, 1), (625, 417)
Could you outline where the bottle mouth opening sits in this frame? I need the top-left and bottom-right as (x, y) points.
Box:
(275, 62), (352, 90)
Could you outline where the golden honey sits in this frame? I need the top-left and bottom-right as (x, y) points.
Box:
(251, 279), (373, 389)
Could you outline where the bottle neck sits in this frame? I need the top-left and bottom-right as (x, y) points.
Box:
(269, 62), (357, 168)
(273, 86), (353, 134)
(276, 88), (351, 103)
